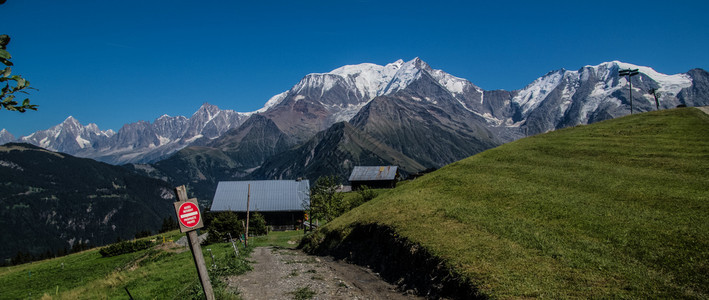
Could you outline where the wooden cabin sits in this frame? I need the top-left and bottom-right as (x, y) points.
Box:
(348, 166), (399, 190)
(210, 179), (310, 230)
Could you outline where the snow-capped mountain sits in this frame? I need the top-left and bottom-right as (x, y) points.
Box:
(258, 57), (481, 141)
(8, 58), (708, 170)
(0, 129), (16, 145)
(18, 116), (116, 154)
(15, 103), (248, 164)
(258, 57), (707, 144)
(481, 61), (704, 137)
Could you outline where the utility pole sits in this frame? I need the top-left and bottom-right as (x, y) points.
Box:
(619, 68), (640, 114)
(649, 88), (660, 110)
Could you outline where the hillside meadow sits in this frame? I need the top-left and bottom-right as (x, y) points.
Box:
(305, 107), (709, 298)
(0, 230), (303, 299)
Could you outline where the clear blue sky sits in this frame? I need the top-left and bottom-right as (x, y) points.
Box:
(2, 0), (707, 137)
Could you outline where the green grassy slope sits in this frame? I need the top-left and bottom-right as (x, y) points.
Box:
(311, 108), (709, 298)
(0, 230), (304, 299)
(0, 231), (240, 299)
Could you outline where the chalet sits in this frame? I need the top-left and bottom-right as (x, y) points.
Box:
(348, 166), (399, 190)
(210, 179), (310, 230)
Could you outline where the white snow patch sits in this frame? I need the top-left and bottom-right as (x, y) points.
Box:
(184, 134), (203, 144)
(251, 91), (288, 114)
(158, 136), (171, 146)
(75, 136), (91, 149)
(40, 137), (50, 148)
(512, 70), (564, 115)
(430, 69), (469, 95)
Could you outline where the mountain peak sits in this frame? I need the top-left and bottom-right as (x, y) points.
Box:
(196, 102), (219, 113)
(0, 129), (15, 144)
(62, 116), (80, 125)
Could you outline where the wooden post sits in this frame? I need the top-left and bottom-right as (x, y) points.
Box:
(245, 184), (250, 247)
(175, 186), (214, 300)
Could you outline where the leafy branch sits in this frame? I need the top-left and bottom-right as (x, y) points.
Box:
(0, 34), (37, 113)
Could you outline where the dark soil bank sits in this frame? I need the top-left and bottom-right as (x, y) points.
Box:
(302, 224), (486, 299)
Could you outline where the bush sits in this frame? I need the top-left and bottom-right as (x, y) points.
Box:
(206, 212), (244, 244)
(347, 185), (376, 210)
(248, 212), (268, 236)
(135, 229), (152, 239)
(99, 240), (153, 257)
(357, 186), (376, 202)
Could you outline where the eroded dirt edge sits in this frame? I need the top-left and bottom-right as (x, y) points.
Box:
(301, 223), (486, 299)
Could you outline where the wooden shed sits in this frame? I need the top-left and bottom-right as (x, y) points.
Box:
(348, 166), (399, 190)
(210, 179), (310, 230)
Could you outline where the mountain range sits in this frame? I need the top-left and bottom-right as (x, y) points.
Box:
(3, 58), (708, 200)
(2, 58), (708, 259)
(6, 103), (249, 165)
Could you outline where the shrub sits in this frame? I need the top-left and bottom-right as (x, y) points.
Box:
(347, 185), (376, 210)
(357, 186), (376, 202)
(206, 211), (243, 244)
(248, 212), (268, 236)
(99, 240), (153, 257)
(135, 229), (152, 239)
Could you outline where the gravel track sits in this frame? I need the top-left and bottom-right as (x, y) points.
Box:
(227, 246), (423, 300)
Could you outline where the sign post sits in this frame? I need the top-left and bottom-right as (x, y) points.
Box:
(174, 185), (214, 300)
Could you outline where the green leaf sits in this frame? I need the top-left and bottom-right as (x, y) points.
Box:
(0, 57), (12, 66)
(13, 76), (26, 88)
(2, 95), (16, 106)
(2, 67), (10, 78)
(0, 49), (10, 60)
(22, 98), (30, 106)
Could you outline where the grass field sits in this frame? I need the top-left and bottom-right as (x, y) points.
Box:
(309, 108), (709, 298)
(0, 230), (303, 299)
(250, 230), (304, 249)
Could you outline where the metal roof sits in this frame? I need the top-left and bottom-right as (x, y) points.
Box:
(348, 166), (399, 182)
(210, 180), (310, 212)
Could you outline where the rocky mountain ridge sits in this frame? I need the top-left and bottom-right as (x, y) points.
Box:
(10, 103), (248, 164)
(3, 59), (707, 182)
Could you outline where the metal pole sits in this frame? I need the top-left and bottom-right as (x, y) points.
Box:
(629, 77), (633, 114)
(245, 184), (250, 247)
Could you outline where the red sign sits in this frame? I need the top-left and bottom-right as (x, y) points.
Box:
(178, 202), (201, 228)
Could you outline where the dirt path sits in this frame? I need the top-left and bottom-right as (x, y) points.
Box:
(697, 106), (709, 115)
(227, 246), (423, 300)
